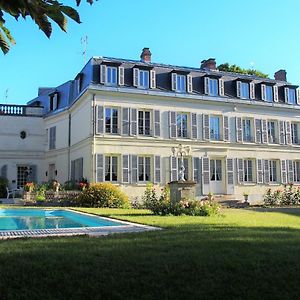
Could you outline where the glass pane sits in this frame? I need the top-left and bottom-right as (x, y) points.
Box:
(138, 157), (144, 181)
(210, 160), (215, 181)
(216, 160), (222, 181)
(105, 156), (111, 181)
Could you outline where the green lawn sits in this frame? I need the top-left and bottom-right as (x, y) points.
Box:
(1, 207), (300, 300)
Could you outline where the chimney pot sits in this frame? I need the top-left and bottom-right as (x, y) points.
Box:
(274, 69), (287, 81)
(200, 58), (217, 70)
(140, 47), (152, 63)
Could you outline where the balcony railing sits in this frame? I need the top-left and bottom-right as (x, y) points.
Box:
(0, 104), (43, 117)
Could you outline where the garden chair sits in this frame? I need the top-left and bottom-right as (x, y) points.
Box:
(6, 187), (15, 199)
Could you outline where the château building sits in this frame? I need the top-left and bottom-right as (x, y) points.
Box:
(1, 48), (300, 202)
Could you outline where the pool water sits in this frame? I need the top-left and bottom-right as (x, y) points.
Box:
(0, 209), (123, 231)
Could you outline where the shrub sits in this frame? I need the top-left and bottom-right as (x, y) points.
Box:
(142, 184), (220, 217)
(263, 184), (300, 206)
(76, 183), (130, 208)
(0, 177), (8, 198)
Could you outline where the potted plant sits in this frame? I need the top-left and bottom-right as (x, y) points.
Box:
(208, 192), (214, 201)
(243, 192), (249, 203)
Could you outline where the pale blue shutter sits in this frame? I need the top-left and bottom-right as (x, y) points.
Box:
(264, 160), (270, 184)
(131, 155), (138, 183)
(287, 160), (294, 183)
(236, 117), (243, 143)
(191, 113), (198, 139)
(133, 68), (139, 87)
(170, 156), (178, 182)
(150, 70), (156, 89)
(192, 157), (200, 183)
(122, 155), (129, 183)
(169, 111), (177, 138)
(223, 116), (229, 142)
(96, 154), (104, 182)
(154, 156), (161, 184)
(261, 120), (268, 144)
(226, 158), (234, 194)
(118, 66), (125, 86)
(236, 159), (244, 184)
(96, 106), (104, 134)
(122, 107), (130, 135)
(279, 121), (285, 145)
(255, 119), (262, 143)
(203, 114), (210, 140)
(202, 157), (210, 195)
(153, 110), (161, 137)
(281, 160), (287, 184)
(256, 159), (263, 184)
(100, 65), (107, 84)
(285, 121), (291, 144)
(130, 108), (137, 136)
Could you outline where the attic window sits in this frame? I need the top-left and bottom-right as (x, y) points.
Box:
(49, 93), (59, 111)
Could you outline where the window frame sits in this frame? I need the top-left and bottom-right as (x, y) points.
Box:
(291, 123), (299, 144)
(268, 120), (278, 144)
(209, 115), (222, 141)
(265, 85), (273, 102)
(208, 78), (218, 96)
(294, 161), (300, 183)
(288, 88), (296, 105)
(106, 66), (118, 86)
(104, 155), (118, 182)
(244, 159), (254, 183)
(138, 109), (151, 136)
(138, 156), (151, 182)
(176, 74), (186, 93)
(240, 82), (250, 99)
(269, 160), (278, 183)
(105, 107), (119, 134)
(242, 118), (254, 142)
(176, 112), (188, 138)
(138, 70), (150, 89)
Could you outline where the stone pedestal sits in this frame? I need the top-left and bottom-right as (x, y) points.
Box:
(169, 181), (197, 204)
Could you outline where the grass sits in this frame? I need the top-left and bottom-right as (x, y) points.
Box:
(1, 207), (300, 299)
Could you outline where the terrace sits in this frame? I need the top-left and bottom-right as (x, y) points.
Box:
(0, 104), (43, 117)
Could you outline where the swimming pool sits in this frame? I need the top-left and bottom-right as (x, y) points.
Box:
(0, 209), (158, 239)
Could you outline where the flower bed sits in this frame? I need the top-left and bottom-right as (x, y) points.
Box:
(263, 184), (300, 206)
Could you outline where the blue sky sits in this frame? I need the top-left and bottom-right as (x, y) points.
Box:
(1, 0), (300, 104)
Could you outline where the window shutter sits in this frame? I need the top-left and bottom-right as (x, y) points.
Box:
(171, 73), (177, 91)
(202, 157), (210, 195)
(261, 120), (268, 144)
(187, 74), (193, 93)
(257, 159), (263, 184)
(273, 85), (279, 102)
(202, 114), (210, 141)
(279, 121), (285, 145)
(170, 156), (178, 182)
(236, 117), (243, 143)
(130, 108), (137, 136)
(250, 82), (255, 99)
(133, 68), (139, 87)
(264, 160), (270, 184)
(27, 165), (37, 183)
(255, 119), (262, 143)
(287, 160), (294, 183)
(284, 87), (289, 103)
(71, 160), (75, 181)
(96, 154), (104, 182)
(281, 160), (287, 184)
(236, 81), (241, 98)
(261, 84), (266, 101)
(169, 111), (177, 138)
(100, 65), (107, 84)
(96, 106), (104, 134)
(150, 70), (156, 89)
(122, 107), (130, 135)
(297, 89), (300, 105)
(227, 158), (234, 194)
(236, 159), (244, 184)
(219, 78), (225, 96)
(223, 116), (229, 142)
(122, 155), (130, 183)
(285, 121), (291, 145)
(52, 127), (56, 149)
(131, 155), (138, 183)
(154, 155), (161, 184)
(204, 77), (209, 95)
(118, 66), (125, 86)
(191, 113), (198, 139)
(153, 110), (161, 137)
(53, 93), (58, 110)
(192, 157), (200, 183)
(0, 165), (7, 178)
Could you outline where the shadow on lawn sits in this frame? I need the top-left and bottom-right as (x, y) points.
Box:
(245, 206), (300, 216)
(0, 222), (300, 300)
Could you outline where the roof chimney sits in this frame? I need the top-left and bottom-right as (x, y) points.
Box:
(140, 47), (152, 63)
(200, 58), (217, 70)
(274, 69), (287, 81)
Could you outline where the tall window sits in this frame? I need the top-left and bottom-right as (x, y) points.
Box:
(265, 85), (273, 102)
(269, 160), (277, 182)
(49, 126), (56, 150)
(139, 70), (149, 89)
(240, 82), (250, 99)
(210, 116), (221, 140)
(138, 110), (151, 136)
(244, 160), (253, 182)
(106, 66), (117, 85)
(294, 161), (300, 183)
(243, 119), (253, 142)
(176, 75), (186, 93)
(138, 156), (151, 182)
(292, 123), (299, 144)
(208, 78), (218, 96)
(105, 108), (118, 134)
(105, 156), (118, 182)
(210, 159), (222, 181)
(177, 113), (188, 138)
(268, 121), (277, 143)
(17, 166), (30, 188)
(288, 88), (296, 104)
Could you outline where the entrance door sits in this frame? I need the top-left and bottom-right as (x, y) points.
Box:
(209, 159), (225, 194)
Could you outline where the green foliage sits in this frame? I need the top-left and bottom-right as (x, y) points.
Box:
(263, 184), (300, 206)
(0, 0), (96, 54)
(63, 180), (79, 191)
(76, 183), (130, 208)
(0, 176), (8, 198)
(218, 62), (268, 78)
(142, 184), (220, 216)
(34, 183), (47, 201)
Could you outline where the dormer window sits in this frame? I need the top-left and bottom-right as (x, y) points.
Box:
(285, 87), (296, 104)
(75, 73), (83, 93)
(133, 68), (156, 89)
(237, 81), (255, 100)
(100, 64), (124, 86)
(261, 84), (274, 102)
(171, 73), (192, 93)
(204, 77), (225, 96)
(49, 93), (59, 111)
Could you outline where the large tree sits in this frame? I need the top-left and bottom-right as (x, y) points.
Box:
(0, 0), (95, 54)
